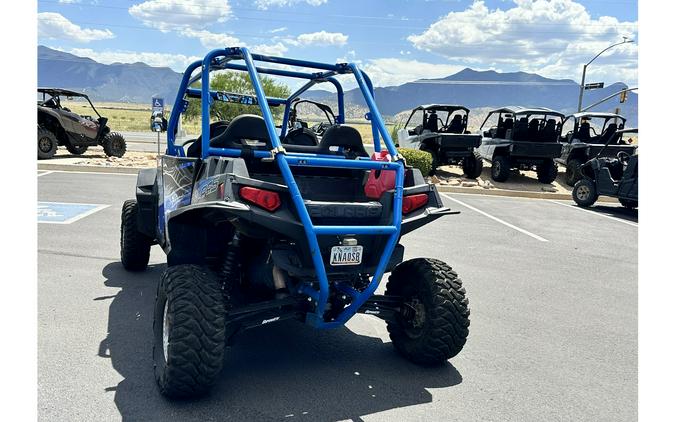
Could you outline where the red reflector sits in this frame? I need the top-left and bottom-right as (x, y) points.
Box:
(402, 193), (428, 214)
(239, 187), (281, 212)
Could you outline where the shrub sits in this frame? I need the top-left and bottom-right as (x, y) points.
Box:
(398, 148), (432, 177)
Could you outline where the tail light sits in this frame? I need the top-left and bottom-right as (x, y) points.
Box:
(402, 193), (428, 214)
(239, 187), (281, 212)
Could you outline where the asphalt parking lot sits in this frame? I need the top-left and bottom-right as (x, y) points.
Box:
(37, 169), (638, 422)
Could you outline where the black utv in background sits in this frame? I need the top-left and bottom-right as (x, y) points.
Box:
(572, 128), (638, 209)
(478, 106), (564, 183)
(557, 112), (637, 186)
(37, 88), (126, 159)
(397, 104), (483, 178)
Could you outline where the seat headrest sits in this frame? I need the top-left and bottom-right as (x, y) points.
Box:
(318, 125), (368, 158)
(211, 114), (271, 149)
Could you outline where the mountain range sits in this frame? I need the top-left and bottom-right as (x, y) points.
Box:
(38, 45), (637, 124)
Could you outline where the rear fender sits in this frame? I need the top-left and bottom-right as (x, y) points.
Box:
(135, 168), (159, 239)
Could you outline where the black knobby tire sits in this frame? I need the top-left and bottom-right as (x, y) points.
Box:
(120, 199), (152, 271)
(564, 158), (584, 186)
(103, 132), (127, 158)
(423, 147), (440, 176)
(491, 155), (510, 182)
(572, 178), (598, 207)
(536, 159), (558, 184)
(385, 258), (470, 365)
(153, 265), (227, 399)
(462, 152), (483, 179)
(66, 143), (89, 155)
(619, 198), (638, 209)
(37, 127), (58, 159)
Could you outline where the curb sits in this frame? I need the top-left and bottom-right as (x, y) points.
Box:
(38, 162), (618, 204)
(38, 162), (143, 174)
(435, 185), (619, 203)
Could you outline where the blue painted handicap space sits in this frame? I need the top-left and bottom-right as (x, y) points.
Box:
(38, 202), (109, 224)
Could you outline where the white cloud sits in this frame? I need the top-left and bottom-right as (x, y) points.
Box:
(38, 12), (114, 43)
(255, 0), (327, 10)
(129, 0), (232, 31)
(251, 42), (288, 56)
(62, 47), (201, 71)
(181, 29), (241, 49)
(407, 0), (637, 84)
(296, 31), (348, 47)
(58, 0), (81, 4)
(269, 27), (287, 34)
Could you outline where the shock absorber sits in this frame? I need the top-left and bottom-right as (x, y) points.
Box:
(220, 231), (241, 292)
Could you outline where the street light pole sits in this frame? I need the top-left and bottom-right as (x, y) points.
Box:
(576, 38), (634, 112)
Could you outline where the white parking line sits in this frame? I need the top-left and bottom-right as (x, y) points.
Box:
(37, 171), (54, 177)
(549, 200), (638, 228)
(37, 169), (137, 177)
(441, 193), (549, 242)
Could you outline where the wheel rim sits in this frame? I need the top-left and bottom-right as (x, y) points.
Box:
(38, 136), (52, 152)
(401, 297), (426, 338)
(576, 185), (590, 201)
(162, 301), (170, 361)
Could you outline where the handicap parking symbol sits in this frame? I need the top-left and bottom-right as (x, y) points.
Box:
(38, 202), (109, 224)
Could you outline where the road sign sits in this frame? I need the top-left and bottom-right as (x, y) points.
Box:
(38, 202), (108, 224)
(584, 82), (604, 90)
(152, 97), (164, 114)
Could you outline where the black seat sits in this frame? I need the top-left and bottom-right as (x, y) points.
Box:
(447, 114), (464, 133)
(541, 119), (556, 142)
(283, 127), (319, 147)
(513, 117), (528, 141)
(186, 120), (229, 157)
(528, 119), (540, 140)
(211, 114), (271, 150)
(578, 121), (591, 142)
(597, 123), (618, 145)
(426, 111), (439, 132)
(317, 125), (368, 158)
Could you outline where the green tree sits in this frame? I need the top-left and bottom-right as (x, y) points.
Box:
(184, 71), (291, 124)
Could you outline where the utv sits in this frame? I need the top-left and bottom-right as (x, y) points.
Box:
(557, 112), (637, 186)
(572, 128), (638, 209)
(397, 105), (483, 178)
(478, 107), (564, 183)
(37, 88), (126, 159)
(120, 48), (470, 399)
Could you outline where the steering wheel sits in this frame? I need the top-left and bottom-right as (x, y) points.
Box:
(617, 151), (630, 164)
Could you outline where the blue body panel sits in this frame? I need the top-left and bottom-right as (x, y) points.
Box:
(165, 47), (404, 329)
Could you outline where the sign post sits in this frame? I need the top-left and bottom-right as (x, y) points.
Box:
(151, 97), (165, 158)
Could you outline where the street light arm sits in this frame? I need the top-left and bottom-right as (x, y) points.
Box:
(586, 40), (633, 66)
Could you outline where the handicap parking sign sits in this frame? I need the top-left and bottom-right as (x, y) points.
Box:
(152, 97), (164, 114)
(38, 202), (108, 224)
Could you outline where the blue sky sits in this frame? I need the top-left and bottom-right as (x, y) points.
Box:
(38, 0), (638, 88)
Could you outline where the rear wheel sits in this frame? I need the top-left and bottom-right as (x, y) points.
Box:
(572, 178), (598, 207)
(103, 132), (127, 157)
(153, 264), (227, 398)
(120, 200), (152, 271)
(462, 152), (483, 179)
(564, 158), (584, 186)
(619, 198), (638, 209)
(37, 127), (58, 159)
(385, 258), (470, 365)
(491, 155), (510, 182)
(536, 159), (558, 184)
(66, 143), (89, 155)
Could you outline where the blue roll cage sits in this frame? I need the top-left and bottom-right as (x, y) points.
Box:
(166, 47), (404, 329)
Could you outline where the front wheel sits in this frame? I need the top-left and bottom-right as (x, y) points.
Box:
(462, 152), (483, 179)
(385, 258), (470, 365)
(491, 155), (510, 182)
(153, 265), (228, 399)
(572, 178), (598, 207)
(120, 200), (152, 271)
(536, 159), (558, 184)
(102, 132), (127, 158)
(38, 127), (58, 159)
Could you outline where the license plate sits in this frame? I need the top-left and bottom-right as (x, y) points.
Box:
(330, 245), (363, 266)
